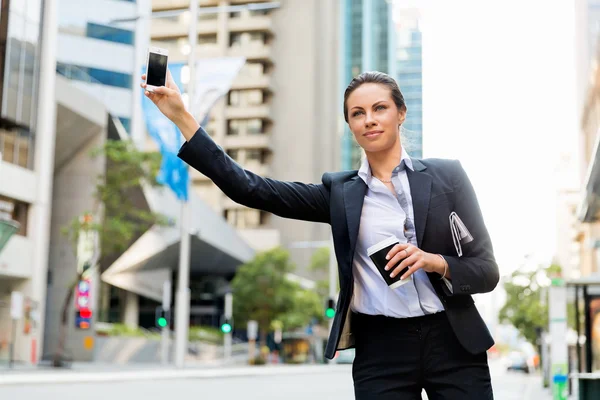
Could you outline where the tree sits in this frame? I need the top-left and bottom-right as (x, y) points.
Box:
(308, 247), (331, 300)
(55, 139), (165, 366)
(277, 286), (323, 330)
(231, 247), (322, 348)
(498, 263), (568, 345)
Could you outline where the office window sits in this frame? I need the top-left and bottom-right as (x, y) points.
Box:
(224, 208), (265, 229)
(15, 129), (31, 168)
(2, 0), (42, 130)
(227, 120), (240, 136)
(246, 149), (268, 164)
(0, 195), (29, 236)
(249, 32), (267, 45)
(0, 127), (33, 170)
(86, 23), (134, 45)
(398, 72), (421, 81)
(400, 85), (422, 95)
(198, 12), (218, 21)
(57, 62), (132, 89)
(199, 34), (217, 45)
(0, 129), (16, 164)
(229, 90), (263, 106)
(239, 62), (265, 78)
(247, 119), (262, 134)
(227, 119), (263, 135)
(226, 149), (239, 161)
(230, 32), (242, 47)
(250, 10), (270, 17)
(118, 117), (131, 133)
(230, 32), (268, 48)
(87, 67), (132, 88)
(397, 59), (422, 71)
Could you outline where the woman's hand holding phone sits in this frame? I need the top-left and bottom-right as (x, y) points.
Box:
(140, 70), (199, 142)
(384, 243), (449, 280)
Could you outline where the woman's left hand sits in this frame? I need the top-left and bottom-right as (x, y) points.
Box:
(384, 243), (445, 280)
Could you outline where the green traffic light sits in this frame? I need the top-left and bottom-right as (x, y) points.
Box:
(221, 323), (232, 334)
(325, 308), (335, 319)
(157, 317), (167, 328)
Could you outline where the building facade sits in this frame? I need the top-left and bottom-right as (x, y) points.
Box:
(0, 0), (44, 365)
(56, 0), (143, 135)
(340, 0), (395, 170)
(149, 0), (340, 276)
(394, 4), (422, 158)
(559, 0), (600, 280)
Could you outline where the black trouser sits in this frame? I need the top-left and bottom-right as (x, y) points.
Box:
(352, 311), (493, 400)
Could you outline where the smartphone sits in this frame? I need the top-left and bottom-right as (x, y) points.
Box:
(145, 46), (169, 92)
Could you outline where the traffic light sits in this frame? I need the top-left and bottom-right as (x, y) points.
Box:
(325, 298), (335, 319)
(155, 307), (170, 329)
(220, 317), (233, 334)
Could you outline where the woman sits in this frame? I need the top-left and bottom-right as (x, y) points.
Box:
(142, 70), (498, 399)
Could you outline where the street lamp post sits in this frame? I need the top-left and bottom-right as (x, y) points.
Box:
(173, 0), (198, 370)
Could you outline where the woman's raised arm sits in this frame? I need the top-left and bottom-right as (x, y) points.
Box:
(141, 71), (331, 224)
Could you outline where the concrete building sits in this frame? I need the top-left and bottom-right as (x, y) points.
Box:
(56, 0), (141, 136)
(561, 0), (600, 279)
(577, 57), (600, 277)
(0, 0), (256, 365)
(0, 0), (47, 366)
(149, 0), (340, 276)
(46, 0), (256, 347)
(340, 0), (394, 170)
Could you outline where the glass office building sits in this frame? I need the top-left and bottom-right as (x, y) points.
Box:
(0, 0), (42, 170)
(340, 0), (395, 170)
(395, 9), (423, 158)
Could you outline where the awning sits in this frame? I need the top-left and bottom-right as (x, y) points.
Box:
(578, 129), (600, 222)
(567, 273), (600, 287)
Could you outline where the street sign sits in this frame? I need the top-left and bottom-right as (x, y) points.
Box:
(75, 278), (92, 330)
(247, 320), (258, 341)
(10, 291), (23, 320)
(162, 280), (171, 312)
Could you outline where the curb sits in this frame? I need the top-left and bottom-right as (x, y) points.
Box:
(0, 364), (349, 386)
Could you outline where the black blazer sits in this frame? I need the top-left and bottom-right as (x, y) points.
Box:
(178, 127), (500, 360)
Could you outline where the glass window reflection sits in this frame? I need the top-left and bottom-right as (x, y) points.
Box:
(2, 0), (41, 132)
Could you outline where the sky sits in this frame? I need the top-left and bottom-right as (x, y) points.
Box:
(397, 0), (584, 323)
(412, 0), (581, 273)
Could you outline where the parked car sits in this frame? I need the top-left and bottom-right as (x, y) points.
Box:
(506, 351), (530, 373)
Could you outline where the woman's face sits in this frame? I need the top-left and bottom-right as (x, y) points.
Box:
(346, 83), (405, 154)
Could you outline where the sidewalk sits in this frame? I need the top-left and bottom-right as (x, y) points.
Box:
(524, 380), (552, 400)
(0, 362), (344, 386)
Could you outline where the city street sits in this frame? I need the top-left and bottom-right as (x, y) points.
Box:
(0, 360), (552, 400)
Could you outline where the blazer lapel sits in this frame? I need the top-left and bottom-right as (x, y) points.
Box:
(343, 176), (367, 275)
(407, 159), (432, 247)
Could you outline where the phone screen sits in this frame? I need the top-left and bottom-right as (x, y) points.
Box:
(147, 52), (168, 87)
